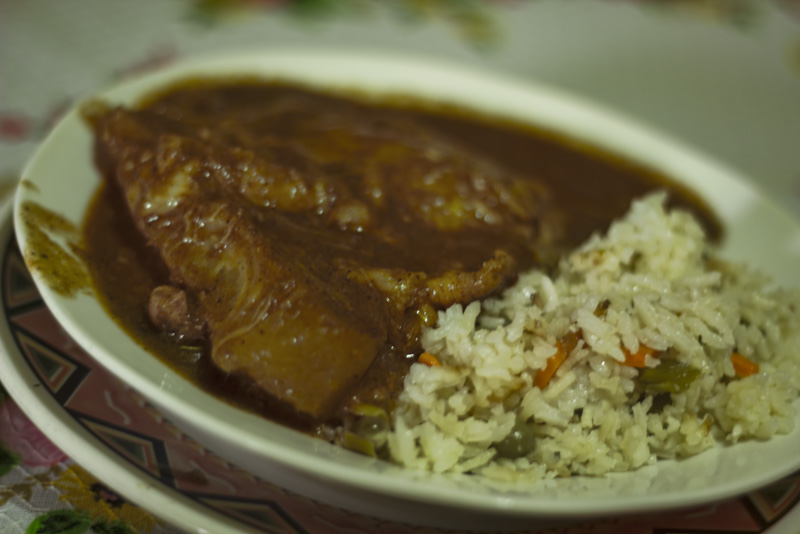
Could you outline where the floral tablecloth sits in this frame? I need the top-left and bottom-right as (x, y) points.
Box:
(0, 388), (173, 534)
(2, 1), (800, 533)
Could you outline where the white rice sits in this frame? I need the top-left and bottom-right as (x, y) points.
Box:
(387, 193), (800, 481)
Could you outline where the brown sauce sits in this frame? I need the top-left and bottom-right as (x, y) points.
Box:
(81, 81), (720, 432)
(20, 200), (91, 298)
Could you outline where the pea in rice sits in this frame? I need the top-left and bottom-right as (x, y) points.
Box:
(387, 193), (800, 481)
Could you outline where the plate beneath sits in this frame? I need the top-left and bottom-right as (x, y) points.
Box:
(1, 199), (800, 533)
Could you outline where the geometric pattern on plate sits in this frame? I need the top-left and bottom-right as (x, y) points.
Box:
(2, 247), (40, 309)
(77, 414), (171, 482)
(10, 328), (89, 403)
(195, 496), (307, 533)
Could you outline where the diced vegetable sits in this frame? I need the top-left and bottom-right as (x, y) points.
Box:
(343, 431), (377, 457)
(534, 331), (580, 389)
(622, 344), (657, 368)
(494, 420), (536, 459)
(593, 299), (610, 318)
(419, 351), (442, 367)
(535, 341), (567, 389)
(345, 404), (390, 456)
(731, 352), (759, 378)
(350, 403), (389, 419)
(638, 359), (701, 394)
(416, 303), (437, 327)
(352, 413), (390, 439)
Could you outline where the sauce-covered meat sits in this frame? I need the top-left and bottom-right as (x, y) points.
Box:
(83, 80), (561, 427)
(82, 80), (718, 433)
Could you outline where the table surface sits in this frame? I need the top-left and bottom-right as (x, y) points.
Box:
(2, 1), (800, 533)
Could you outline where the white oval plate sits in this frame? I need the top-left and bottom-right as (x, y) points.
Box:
(12, 50), (800, 528)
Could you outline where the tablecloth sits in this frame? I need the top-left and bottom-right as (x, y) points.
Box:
(2, 1), (800, 533)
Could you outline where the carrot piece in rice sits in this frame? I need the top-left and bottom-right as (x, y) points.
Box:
(534, 340), (568, 389)
(731, 352), (759, 377)
(419, 352), (442, 367)
(622, 344), (657, 368)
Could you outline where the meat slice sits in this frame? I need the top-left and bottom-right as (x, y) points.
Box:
(88, 106), (385, 420)
(84, 85), (559, 424)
